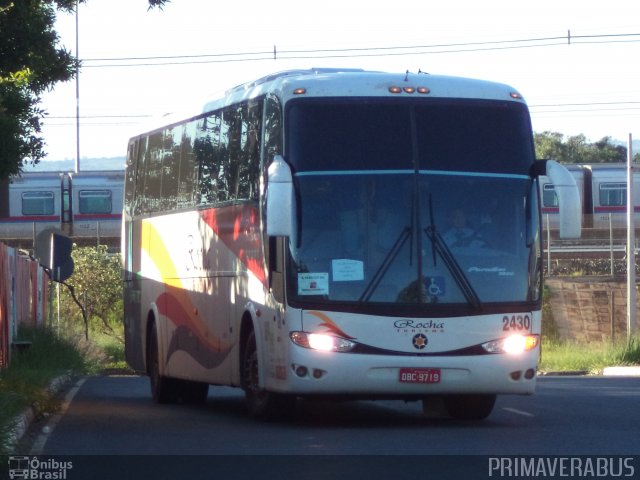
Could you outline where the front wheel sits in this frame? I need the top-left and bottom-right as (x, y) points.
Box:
(242, 330), (295, 420)
(443, 394), (496, 420)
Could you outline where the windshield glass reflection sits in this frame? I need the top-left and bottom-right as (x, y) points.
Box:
(287, 172), (539, 310)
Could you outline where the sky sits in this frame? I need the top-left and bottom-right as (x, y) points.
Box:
(38, 0), (640, 165)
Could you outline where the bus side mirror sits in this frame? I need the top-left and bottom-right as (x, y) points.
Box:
(266, 155), (294, 237)
(538, 159), (582, 239)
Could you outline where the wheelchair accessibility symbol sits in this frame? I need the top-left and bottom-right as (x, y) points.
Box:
(424, 276), (445, 296)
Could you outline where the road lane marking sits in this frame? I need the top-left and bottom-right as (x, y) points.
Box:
(502, 407), (535, 417)
(30, 377), (86, 455)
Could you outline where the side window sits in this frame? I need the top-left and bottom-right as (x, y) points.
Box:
(542, 184), (558, 208)
(221, 105), (241, 202)
(22, 191), (54, 215)
(262, 95), (284, 292)
(195, 98), (265, 206)
(124, 141), (137, 215)
(179, 121), (198, 208)
(145, 132), (164, 213)
(237, 99), (263, 201)
(160, 125), (183, 211)
(79, 190), (112, 214)
(135, 137), (149, 215)
(263, 95), (283, 172)
(196, 113), (221, 205)
(599, 182), (626, 207)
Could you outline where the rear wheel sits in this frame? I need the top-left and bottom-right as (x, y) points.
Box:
(179, 380), (209, 404)
(443, 394), (496, 420)
(148, 322), (179, 404)
(242, 330), (295, 420)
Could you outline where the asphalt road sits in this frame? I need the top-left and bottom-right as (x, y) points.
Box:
(32, 374), (639, 456)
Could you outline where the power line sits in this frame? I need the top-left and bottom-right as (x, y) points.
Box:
(78, 32), (640, 68)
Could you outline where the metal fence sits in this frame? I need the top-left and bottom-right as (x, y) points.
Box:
(0, 242), (48, 369)
(543, 213), (640, 277)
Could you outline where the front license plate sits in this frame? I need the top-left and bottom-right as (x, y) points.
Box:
(399, 368), (441, 384)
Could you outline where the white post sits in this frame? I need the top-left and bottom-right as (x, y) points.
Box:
(609, 213), (614, 277)
(626, 134), (637, 341)
(75, 0), (80, 174)
(546, 214), (551, 275)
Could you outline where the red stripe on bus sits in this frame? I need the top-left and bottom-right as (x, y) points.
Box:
(200, 204), (267, 286)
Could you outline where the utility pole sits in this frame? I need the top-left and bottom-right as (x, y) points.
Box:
(627, 134), (637, 342)
(74, 0), (80, 174)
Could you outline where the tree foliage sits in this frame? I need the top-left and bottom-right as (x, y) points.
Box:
(534, 131), (636, 164)
(0, 0), (82, 179)
(0, 0), (166, 180)
(57, 245), (122, 341)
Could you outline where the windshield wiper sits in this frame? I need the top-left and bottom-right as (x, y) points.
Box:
(358, 226), (412, 303)
(425, 197), (482, 310)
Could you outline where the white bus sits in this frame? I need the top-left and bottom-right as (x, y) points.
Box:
(122, 69), (580, 420)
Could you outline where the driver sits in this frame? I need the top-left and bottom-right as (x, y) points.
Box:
(442, 209), (486, 248)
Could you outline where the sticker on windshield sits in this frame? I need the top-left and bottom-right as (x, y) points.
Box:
(425, 276), (446, 296)
(298, 273), (329, 295)
(332, 259), (364, 282)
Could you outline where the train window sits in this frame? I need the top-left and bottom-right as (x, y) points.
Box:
(599, 183), (626, 207)
(542, 184), (558, 207)
(22, 191), (54, 216)
(79, 190), (112, 214)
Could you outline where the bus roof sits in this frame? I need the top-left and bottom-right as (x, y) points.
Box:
(206, 68), (526, 110)
(132, 69), (526, 139)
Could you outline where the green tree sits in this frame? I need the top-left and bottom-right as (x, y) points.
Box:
(0, 0), (80, 179)
(57, 245), (122, 341)
(534, 131), (630, 164)
(534, 131), (566, 162)
(0, 0), (167, 180)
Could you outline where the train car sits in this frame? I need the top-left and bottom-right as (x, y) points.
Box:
(539, 164), (587, 230)
(0, 170), (124, 247)
(539, 162), (640, 233)
(586, 163), (640, 230)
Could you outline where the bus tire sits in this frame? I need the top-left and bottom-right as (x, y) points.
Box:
(242, 330), (295, 420)
(443, 394), (496, 420)
(179, 380), (209, 404)
(148, 322), (179, 404)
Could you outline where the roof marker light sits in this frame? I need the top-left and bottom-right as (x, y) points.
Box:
(293, 88), (307, 95)
(403, 87), (415, 94)
(417, 87), (430, 94)
(510, 92), (523, 100)
(389, 86), (402, 94)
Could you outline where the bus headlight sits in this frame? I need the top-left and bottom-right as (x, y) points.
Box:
(290, 332), (357, 353)
(482, 334), (539, 355)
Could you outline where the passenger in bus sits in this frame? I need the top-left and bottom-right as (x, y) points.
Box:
(442, 208), (488, 249)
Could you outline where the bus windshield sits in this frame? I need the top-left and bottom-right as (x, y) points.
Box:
(285, 99), (540, 313)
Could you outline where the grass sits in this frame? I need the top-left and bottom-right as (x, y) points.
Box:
(539, 284), (640, 373)
(539, 338), (640, 374)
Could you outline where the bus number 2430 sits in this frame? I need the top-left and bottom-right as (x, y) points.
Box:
(502, 314), (531, 332)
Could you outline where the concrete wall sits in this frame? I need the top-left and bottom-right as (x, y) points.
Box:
(545, 277), (639, 343)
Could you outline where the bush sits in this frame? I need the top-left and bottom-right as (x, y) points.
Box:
(54, 246), (123, 341)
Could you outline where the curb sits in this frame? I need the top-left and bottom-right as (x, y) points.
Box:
(602, 366), (640, 376)
(539, 367), (640, 377)
(5, 372), (74, 452)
